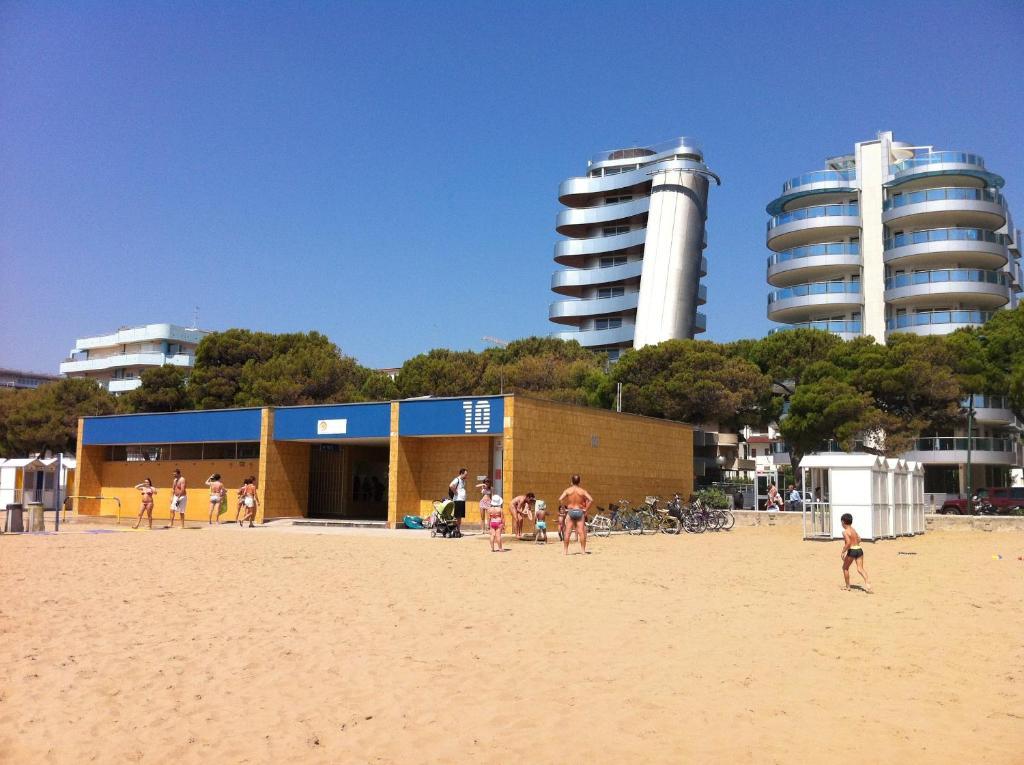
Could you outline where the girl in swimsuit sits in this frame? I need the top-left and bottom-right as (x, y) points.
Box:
(475, 478), (492, 535)
(205, 473), (225, 525)
(132, 478), (156, 529)
(487, 495), (505, 552)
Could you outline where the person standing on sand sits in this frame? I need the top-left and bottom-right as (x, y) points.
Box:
(509, 493), (535, 539)
(840, 513), (872, 592)
(234, 478), (247, 524)
(766, 481), (781, 511)
(449, 468), (468, 535)
(558, 475), (593, 556)
(533, 500), (548, 544)
(475, 477), (492, 534)
(169, 469), (187, 529)
(132, 478), (156, 529)
(239, 477), (259, 527)
(205, 473), (225, 525)
(486, 495), (505, 552)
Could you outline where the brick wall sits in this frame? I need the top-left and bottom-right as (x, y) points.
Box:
(388, 434), (491, 526)
(507, 397), (693, 521)
(258, 408), (310, 521)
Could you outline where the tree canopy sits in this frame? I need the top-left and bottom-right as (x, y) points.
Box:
(0, 379), (117, 456)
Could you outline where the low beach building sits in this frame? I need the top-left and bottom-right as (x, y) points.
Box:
(73, 396), (694, 527)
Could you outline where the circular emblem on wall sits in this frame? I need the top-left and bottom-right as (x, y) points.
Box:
(319, 421), (327, 432)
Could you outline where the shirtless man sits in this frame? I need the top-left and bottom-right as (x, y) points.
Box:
(558, 475), (593, 555)
(170, 469), (187, 529)
(509, 493), (535, 539)
(840, 513), (872, 592)
(239, 477), (259, 528)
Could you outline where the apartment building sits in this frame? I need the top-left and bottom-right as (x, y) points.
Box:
(550, 137), (719, 360)
(59, 323), (209, 393)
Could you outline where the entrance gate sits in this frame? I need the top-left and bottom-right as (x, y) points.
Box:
(309, 445), (346, 517)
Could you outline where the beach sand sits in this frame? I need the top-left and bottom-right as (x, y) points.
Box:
(1, 523), (1021, 764)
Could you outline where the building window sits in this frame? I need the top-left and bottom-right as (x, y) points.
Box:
(605, 196), (633, 205)
(595, 318), (623, 330)
(108, 442), (261, 461)
(598, 287), (625, 299)
(600, 256), (627, 268)
(923, 466), (959, 495)
(606, 349), (621, 361)
(602, 226), (630, 237)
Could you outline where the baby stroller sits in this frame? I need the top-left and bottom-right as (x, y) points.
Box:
(430, 498), (461, 538)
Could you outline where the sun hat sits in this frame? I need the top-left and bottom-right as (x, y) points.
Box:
(490, 494), (503, 507)
(535, 500), (546, 511)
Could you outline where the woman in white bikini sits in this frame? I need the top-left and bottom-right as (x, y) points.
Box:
(487, 495), (505, 552)
(205, 473), (225, 525)
(132, 478), (156, 529)
(239, 477), (259, 528)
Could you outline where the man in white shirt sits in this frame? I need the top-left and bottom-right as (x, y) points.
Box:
(787, 485), (802, 513)
(449, 468), (468, 534)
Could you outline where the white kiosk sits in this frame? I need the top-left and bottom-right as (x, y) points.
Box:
(887, 458), (908, 538)
(905, 461), (925, 534)
(799, 454), (890, 541)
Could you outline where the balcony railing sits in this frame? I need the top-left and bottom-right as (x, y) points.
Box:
(883, 187), (1003, 211)
(768, 241), (860, 267)
(962, 394), (1014, 410)
(884, 227), (1007, 250)
(768, 203), (860, 231)
(886, 310), (994, 330)
(781, 169), (857, 193)
(892, 151), (985, 174)
(883, 269), (1009, 290)
(770, 319), (863, 334)
(769, 281), (861, 303)
(911, 436), (1015, 453)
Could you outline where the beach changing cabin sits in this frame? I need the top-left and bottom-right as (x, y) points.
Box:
(799, 454), (891, 541)
(905, 460), (925, 534)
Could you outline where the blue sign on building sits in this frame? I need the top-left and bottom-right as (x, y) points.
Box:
(273, 403), (391, 441)
(82, 409), (263, 445)
(398, 397), (504, 436)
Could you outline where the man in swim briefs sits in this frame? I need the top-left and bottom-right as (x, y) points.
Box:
(840, 513), (872, 592)
(170, 468), (187, 529)
(558, 474), (593, 555)
(509, 492), (535, 539)
(533, 500), (547, 544)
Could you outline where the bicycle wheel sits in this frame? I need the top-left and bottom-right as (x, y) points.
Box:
(684, 513), (705, 534)
(659, 515), (681, 535)
(722, 510), (736, 531)
(711, 511), (726, 531)
(625, 511), (644, 535)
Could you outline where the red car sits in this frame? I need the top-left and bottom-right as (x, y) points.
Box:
(938, 486), (1024, 515)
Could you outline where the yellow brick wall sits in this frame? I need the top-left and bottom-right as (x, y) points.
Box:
(99, 459), (260, 522)
(389, 434), (492, 527)
(73, 418), (104, 516)
(258, 408), (310, 521)
(506, 397), (693, 528)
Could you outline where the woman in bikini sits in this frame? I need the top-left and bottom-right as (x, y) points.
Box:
(234, 479), (247, 524)
(132, 478), (156, 529)
(205, 473), (225, 525)
(487, 494), (505, 552)
(239, 477), (259, 527)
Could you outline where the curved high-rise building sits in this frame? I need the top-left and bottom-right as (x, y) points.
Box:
(765, 131), (1021, 341)
(765, 130), (1023, 497)
(550, 137), (719, 360)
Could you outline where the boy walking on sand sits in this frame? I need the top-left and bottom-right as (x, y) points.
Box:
(533, 500), (547, 544)
(840, 513), (872, 592)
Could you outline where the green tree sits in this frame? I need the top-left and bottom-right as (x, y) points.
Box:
(1, 379), (117, 455)
(189, 329), (370, 408)
(360, 372), (400, 401)
(779, 374), (885, 465)
(122, 365), (193, 412)
(977, 303), (1024, 418)
(610, 340), (775, 430)
(395, 349), (487, 398)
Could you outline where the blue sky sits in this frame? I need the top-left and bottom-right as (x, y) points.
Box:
(2, 1), (1022, 372)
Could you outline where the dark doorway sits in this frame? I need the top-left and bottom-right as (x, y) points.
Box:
(308, 444), (389, 520)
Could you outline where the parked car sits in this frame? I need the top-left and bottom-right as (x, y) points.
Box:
(938, 486), (1024, 515)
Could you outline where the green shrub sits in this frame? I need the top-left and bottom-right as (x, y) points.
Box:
(696, 487), (731, 509)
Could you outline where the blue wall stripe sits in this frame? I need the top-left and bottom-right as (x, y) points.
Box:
(83, 409), (263, 445)
(273, 403), (391, 440)
(399, 397), (504, 436)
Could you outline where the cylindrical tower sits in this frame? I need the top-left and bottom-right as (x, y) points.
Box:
(550, 137), (718, 360)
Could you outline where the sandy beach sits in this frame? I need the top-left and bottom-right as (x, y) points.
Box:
(1, 522), (1021, 764)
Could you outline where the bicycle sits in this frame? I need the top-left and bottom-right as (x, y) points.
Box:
(638, 496), (681, 535)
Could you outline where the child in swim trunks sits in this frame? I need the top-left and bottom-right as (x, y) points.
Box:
(533, 500), (547, 544)
(487, 495), (505, 552)
(840, 513), (872, 592)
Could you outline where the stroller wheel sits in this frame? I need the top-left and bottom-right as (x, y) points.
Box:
(430, 529), (436, 537)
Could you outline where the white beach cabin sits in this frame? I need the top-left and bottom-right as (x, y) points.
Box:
(887, 458), (908, 538)
(905, 461), (925, 534)
(799, 454), (890, 541)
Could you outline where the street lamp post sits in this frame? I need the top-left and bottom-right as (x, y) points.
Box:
(965, 394), (974, 513)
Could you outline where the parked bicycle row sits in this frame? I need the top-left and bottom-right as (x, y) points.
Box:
(586, 494), (735, 536)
